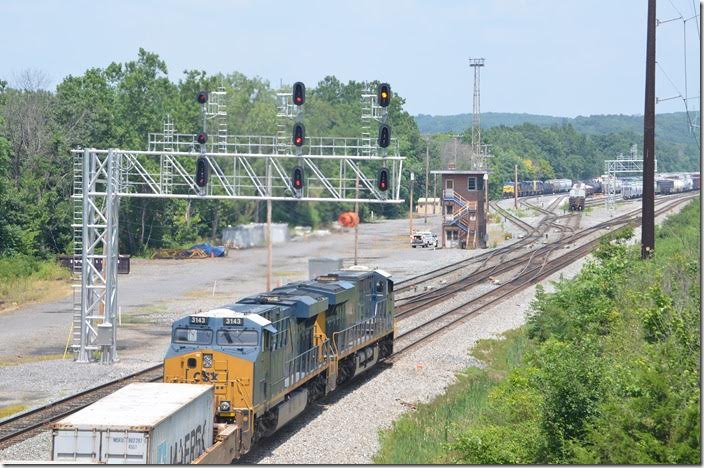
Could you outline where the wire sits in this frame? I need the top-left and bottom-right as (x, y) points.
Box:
(691, 0), (700, 38)
(667, 0), (685, 18)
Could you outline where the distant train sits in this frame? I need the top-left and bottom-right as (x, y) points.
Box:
(501, 178), (591, 198)
(501, 172), (698, 201)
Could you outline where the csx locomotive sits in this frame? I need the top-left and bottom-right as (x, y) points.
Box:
(163, 267), (394, 459)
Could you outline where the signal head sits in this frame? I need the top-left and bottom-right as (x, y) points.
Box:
(196, 157), (208, 188)
(197, 91), (208, 105)
(377, 124), (390, 148)
(292, 123), (305, 147)
(377, 167), (389, 192)
(292, 166), (304, 191)
(293, 82), (305, 106)
(197, 132), (208, 145)
(377, 83), (391, 107)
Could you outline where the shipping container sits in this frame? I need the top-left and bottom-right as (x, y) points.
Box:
(51, 383), (214, 464)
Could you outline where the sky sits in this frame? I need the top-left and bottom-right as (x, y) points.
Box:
(0, 0), (700, 118)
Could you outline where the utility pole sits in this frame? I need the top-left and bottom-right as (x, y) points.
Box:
(409, 172), (415, 239)
(514, 164), (518, 209)
(424, 142), (430, 224)
(354, 173), (359, 265)
(266, 160), (272, 290)
(433, 173), (438, 215)
(642, 0), (656, 259)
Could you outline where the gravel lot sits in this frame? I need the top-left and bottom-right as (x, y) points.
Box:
(0, 194), (692, 463)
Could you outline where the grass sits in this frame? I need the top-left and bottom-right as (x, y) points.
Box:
(0, 256), (71, 312)
(0, 353), (68, 368)
(0, 404), (27, 419)
(374, 328), (531, 464)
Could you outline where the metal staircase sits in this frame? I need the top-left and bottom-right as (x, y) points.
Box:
(443, 189), (472, 233)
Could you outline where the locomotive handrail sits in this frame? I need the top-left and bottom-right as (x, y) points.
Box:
(332, 310), (393, 356)
(274, 342), (331, 390)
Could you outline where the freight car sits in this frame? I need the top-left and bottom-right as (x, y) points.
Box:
(543, 178), (573, 194)
(622, 182), (643, 200)
(163, 267), (394, 462)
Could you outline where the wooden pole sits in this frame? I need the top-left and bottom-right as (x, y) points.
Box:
(424, 144), (429, 224)
(642, 0), (656, 259)
(409, 172), (414, 239)
(266, 160), (272, 291)
(354, 173), (359, 265)
(433, 173), (438, 215)
(514, 164), (518, 209)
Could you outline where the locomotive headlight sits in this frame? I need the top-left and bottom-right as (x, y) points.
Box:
(219, 401), (231, 412)
(203, 353), (213, 368)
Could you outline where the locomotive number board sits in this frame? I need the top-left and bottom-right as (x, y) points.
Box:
(224, 317), (244, 326)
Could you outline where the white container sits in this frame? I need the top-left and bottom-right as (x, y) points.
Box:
(51, 383), (214, 464)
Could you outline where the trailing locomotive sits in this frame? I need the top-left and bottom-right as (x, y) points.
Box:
(502, 179), (573, 198)
(163, 267), (394, 460)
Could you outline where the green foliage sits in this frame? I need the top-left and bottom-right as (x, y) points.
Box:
(417, 111), (699, 173)
(376, 200), (701, 464)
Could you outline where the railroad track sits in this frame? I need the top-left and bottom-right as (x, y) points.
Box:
(1, 193), (694, 453)
(0, 365), (164, 450)
(396, 202), (580, 320)
(395, 197), (563, 297)
(389, 193), (696, 359)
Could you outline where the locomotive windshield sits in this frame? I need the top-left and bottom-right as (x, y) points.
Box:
(217, 329), (259, 347)
(173, 327), (212, 344)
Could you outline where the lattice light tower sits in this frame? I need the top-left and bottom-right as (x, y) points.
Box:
(469, 58), (485, 158)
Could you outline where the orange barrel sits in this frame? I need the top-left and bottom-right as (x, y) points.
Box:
(338, 211), (360, 228)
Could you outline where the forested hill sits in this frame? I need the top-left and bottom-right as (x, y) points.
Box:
(416, 111), (700, 146)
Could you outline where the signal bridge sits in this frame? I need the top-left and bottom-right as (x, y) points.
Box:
(71, 83), (403, 364)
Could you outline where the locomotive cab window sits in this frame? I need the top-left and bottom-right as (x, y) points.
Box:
(173, 328), (212, 345)
(217, 329), (259, 347)
(375, 280), (385, 294)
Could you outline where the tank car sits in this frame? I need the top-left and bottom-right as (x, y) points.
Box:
(163, 267), (395, 459)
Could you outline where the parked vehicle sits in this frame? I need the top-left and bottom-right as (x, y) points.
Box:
(411, 231), (438, 248)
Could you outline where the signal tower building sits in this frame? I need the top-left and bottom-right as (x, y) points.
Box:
(431, 169), (488, 249)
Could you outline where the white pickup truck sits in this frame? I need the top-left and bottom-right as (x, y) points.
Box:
(411, 231), (438, 248)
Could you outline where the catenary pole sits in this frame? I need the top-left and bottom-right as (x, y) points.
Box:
(642, 0), (656, 259)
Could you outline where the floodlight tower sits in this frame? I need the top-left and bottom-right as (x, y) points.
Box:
(468, 58), (485, 161)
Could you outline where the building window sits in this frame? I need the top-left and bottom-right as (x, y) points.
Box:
(446, 179), (454, 189)
(468, 177), (477, 191)
(446, 204), (454, 215)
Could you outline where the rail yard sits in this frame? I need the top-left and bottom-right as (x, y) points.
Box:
(0, 190), (696, 464)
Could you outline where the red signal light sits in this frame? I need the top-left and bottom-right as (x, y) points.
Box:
(292, 166), (304, 192)
(377, 168), (389, 192)
(197, 91), (208, 104)
(292, 123), (305, 147)
(197, 132), (208, 145)
(292, 82), (305, 106)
